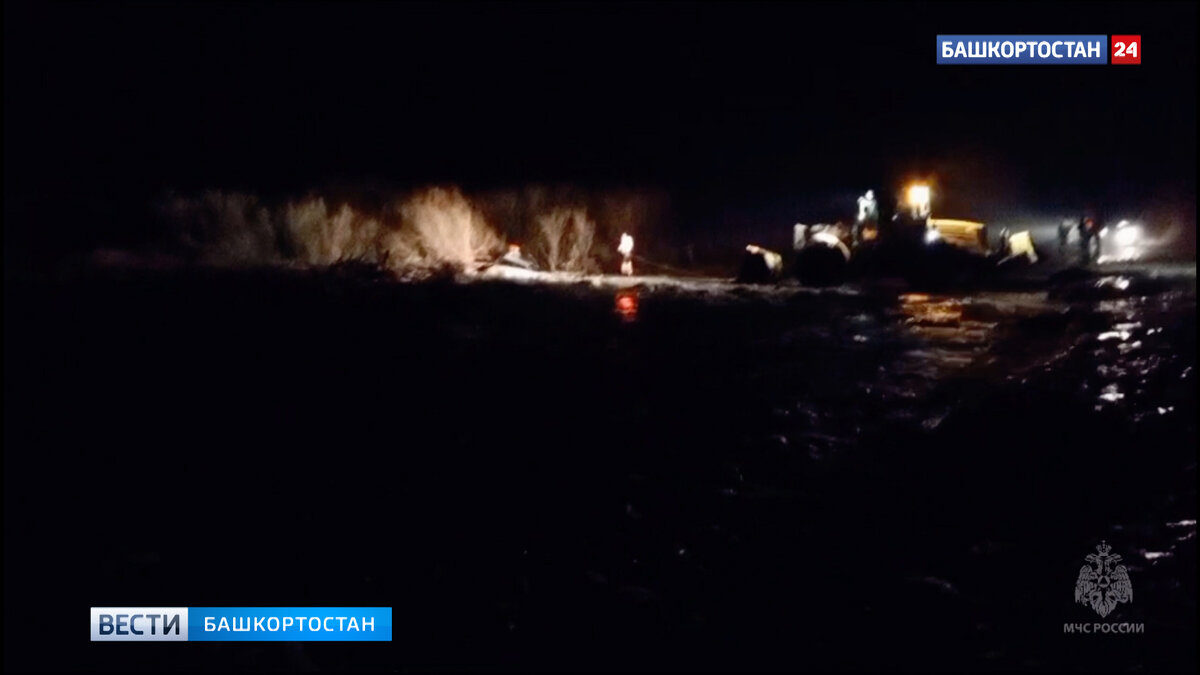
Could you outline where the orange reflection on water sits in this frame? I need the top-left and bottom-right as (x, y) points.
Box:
(615, 289), (639, 322)
(900, 293), (963, 325)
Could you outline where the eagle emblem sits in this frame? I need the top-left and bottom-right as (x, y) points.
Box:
(1074, 541), (1132, 618)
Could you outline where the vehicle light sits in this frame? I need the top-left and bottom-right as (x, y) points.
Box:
(1114, 226), (1141, 247)
(907, 184), (931, 210)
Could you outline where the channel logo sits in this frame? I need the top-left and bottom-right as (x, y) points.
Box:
(937, 35), (1108, 64)
(90, 607), (392, 642)
(91, 607), (188, 642)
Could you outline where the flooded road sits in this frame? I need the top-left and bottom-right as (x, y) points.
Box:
(4, 266), (1195, 670)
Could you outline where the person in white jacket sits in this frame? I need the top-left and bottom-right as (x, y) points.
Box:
(618, 233), (634, 276)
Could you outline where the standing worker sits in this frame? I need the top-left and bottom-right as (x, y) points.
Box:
(618, 233), (634, 276)
(1058, 218), (1074, 253)
(1078, 217), (1098, 265)
(854, 190), (878, 245)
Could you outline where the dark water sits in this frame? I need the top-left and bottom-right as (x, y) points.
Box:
(4, 267), (1195, 671)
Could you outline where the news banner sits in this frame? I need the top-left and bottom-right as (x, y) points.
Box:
(937, 35), (1142, 64)
(90, 608), (392, 642)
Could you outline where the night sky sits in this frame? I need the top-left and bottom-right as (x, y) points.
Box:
(4, 1), (1196, 257)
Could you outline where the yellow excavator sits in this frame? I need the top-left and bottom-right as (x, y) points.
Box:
(926, 218), (988, 254)
(791, 183), (1037, 286)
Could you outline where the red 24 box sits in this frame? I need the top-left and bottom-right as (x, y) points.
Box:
(1111, 35), (1141, 64)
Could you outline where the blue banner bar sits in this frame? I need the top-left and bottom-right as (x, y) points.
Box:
(937, 35), (1108, 64)
(188, 607), (391, 641)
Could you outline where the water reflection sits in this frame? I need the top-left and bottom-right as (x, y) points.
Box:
(899, 293), (963, 325)
(615, 289), (639, 322)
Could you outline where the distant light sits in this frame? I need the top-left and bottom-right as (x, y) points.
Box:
(1114, 225), (1141, 247)
(924, 228), (941, 244)
(907, 184), (931, 209)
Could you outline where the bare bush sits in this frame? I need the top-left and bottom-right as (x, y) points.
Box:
(534, 207), (597, 272)
(285, 198), (386, 265)
(158, 184), (660, 277)
(399, 187), (502, 270)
